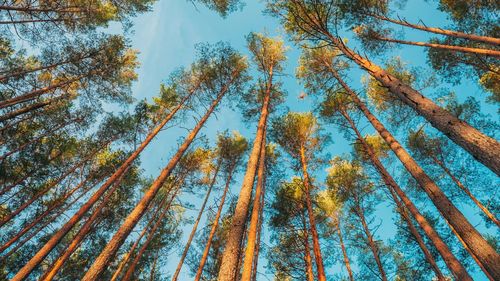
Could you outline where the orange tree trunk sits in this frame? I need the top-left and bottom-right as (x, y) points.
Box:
(171, 161), (222, 281)
(9, 79), (199, 280)
(320, 29), (500, 175)
(251, 165), (266, 281)
(329, 66), (500, 279)
(367, 13), (500, 46)
(79, 78), (232, 281)
(121, 183), (183, 281)
(40, 166), (135, 281)
(194, 166), (236, 281)
(431, 155), (500, 227)
(337, 94), (472, 279)
(241, 132), (266, 281)
(0, 99), (51, 122)
(337, 220), (354, 281)
(341, 110), (448, 281)
(375, 36), (500, 57)
(217, 81), (271, 281)
(299, 146), (327, 281)
(301, 212), (315, 281)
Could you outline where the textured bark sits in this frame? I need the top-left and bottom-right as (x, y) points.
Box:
(194, 167), (235, 281)
(40, 166), (133, 281)
(335, 85), (472, 279)
(217, 76), (271, 281)
(431, 155), (500, 227)
(367, 13), (500, 46)
(337, 220), (354, 281)
(375, 36), (500, 57)
(322, 31), (500, 175)
(80, 78), (232, 281)
(241, 133), (266, 281)
(301, 213), (315, 281)
(355, 202), (388, 281)
(171, 161), (221, 281)
(329, 66), (500, 279)
(9, 79), (199, 280)
(299, 146), (326, 281)
(251, 167), (266, 281)
(0, 100), (50, 122)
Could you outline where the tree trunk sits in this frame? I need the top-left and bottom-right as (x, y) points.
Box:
(40, 166), (135, 281)
(80, 77), (233, 281)
(301, 213), (315, 281)
(9, 77), (200, 280)
(355, 203), (388, 281)
(121, 182), (183, 281)
(171, 161), (222, 281)
(329, 65), (500, 279)
(366, 13), (500, 46)
(217, 71), (272, 281)
(0, 99), (51, 122)
(251, 166), (266, 281)
(241, 132), (266, 281)
(322, 31), (500, 175)
(338, 94), (472, 279)
(337, 220), (354, 281)
(194, 166), (235, 281)
(374, 36), (500, 57)
(299, 146), (327, 281)
(0, 74), (86, 109)
(431, 155), (500, 227)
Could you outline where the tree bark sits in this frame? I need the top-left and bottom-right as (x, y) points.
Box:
(194, 166), (235, 281)
(329, 65), (500, 280)
(336, 87), (472, 280)
(337, 220), (354, 281)
(366, 13), (500, 46)
(301, 213), (315, 281)
(251, 166), (266, 281)
(241, 132), (266, 281)
(374, 36), (500, 57)
(80, 77), (233, 281)
(217, 70), (271, 281)
(321, 30), (500, 175)
(9, 77), (200, 280)
(0, 100), (51, 122)
(171, 161), (222, 281)
(299, 146), (327, 281)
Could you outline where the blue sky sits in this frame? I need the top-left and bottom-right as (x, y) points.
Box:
(113, 1), (498, 280)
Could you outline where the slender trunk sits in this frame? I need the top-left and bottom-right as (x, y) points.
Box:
(366, 13), (500, 46)
(340, 107), (471, 279)
(0, 171), (105, 254)
(322, 30), (500, 175)
(329, 66), (500, 279)
(356, 201), (388, 281)
(0, 5), (86, 13)
(301, 212), (315, 281)
(194, 167), (235, 281)
(0, 74), (86, 109)
(0, 18), (80, 25)
(251, 167), (266, 281)
(217, 69), (272, 281)
(171, 161), (222, 281)
(80, 77), (234, 281)
(337, 220), (354, 281)
(374, 36), (500, 57)
(0, 143), (104, 227)
(431, 155), (500, 227)
(121, 182), (183, 281)
(9, 77), (200, 281)
(0, 180), (94, 261)
(241, 132), (266, 281)
(149, 248), (160, 281)
(40, 166), (134, 281)
(299, 146), (327, 281)
(0, 100), (51, 122)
